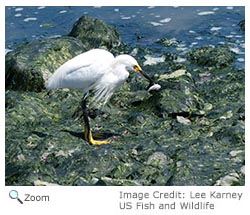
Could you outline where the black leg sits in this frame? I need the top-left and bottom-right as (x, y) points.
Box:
(81, 97), (110, 145)
(81, 98), (91, 141)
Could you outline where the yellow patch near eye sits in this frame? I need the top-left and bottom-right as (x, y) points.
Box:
(134, 65), (142, 72)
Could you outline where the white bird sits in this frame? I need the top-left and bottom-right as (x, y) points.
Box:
(46, 48), (160, 145)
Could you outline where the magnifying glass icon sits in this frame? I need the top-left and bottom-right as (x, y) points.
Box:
(9, 190), (23, 204)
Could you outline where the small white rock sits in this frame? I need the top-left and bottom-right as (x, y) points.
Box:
(214, 173), (239, 186)
(177, 116), (191, 125)
(229, 150), (243, 157)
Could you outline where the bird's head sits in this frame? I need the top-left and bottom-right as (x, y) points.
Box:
(115, 54), (154, 85)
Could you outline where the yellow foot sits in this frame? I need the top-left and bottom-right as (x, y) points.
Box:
(89, 139), (110, 146)
(84, 130), (110, 146)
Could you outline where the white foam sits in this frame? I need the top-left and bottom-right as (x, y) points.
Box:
(149, 22), (163, 26)
(237, 58), (245, 62)
(37, 6), (46, 10)
(191, 42), (198, 46)
(210, 27), (222, 31)
(121, 16), (131, 20)
(159, 18), (172, 23)
(230, 47), (241, 54)
(5, 49), (12, 54)
(23, 17), (37, 22)
(59, 10), (67, 14)
(197, 11), (215, 16)
(15, 8), (23, 12)
(195, 36), (203, 40)
(213, 8), (220, 11)
(15, 13), (22, 17)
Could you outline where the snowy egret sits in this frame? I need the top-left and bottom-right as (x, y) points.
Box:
(46, 48), (160, 145)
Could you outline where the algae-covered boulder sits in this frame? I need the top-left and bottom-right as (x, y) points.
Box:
(6, 37), (87, 92)
(188, 45), (235, 68)
(68, 15), (121, 49)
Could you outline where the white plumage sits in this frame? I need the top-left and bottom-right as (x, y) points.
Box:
(46, 48), (142, 105)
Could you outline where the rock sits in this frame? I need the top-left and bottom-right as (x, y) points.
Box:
(220, 110), (233, 120)
(214, 172), (240, 186)
(176, 116), (191, 125)
(229, 150), (244, 157)
(238, 20), (245, 31)
(188, 45), (235, 68)
(147, 152), (173, 167)
(68, 15), (121, 49)
(159, 69), (191, 80)
(5, 37), (87, 92)
(33, 180), (60, 186)
(156, 71), (203, 118)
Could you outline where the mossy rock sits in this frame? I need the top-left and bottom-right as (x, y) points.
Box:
(188, 45), (235, 68)
(5, 37), (87, 92)
(68, 15), (121, 50)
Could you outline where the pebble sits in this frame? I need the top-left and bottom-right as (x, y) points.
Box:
(33, 180), (60, 186)
(177, 116), (191, 125)
(214, 172), (239, 186)
(159, 69), (191, 80)
(229, 150), (243, 157)
(147, 152), (173, 167)
(220, 110), (233, 120)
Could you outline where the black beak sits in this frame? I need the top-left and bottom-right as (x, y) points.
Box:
(140, 70), (154, 85)
(139, 70), (158, 90)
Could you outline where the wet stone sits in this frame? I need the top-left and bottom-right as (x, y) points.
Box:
(5, 37), (87, 92)
(238, 20), (245, 31)
(68, 15), (121, 50)
(147, 152), (173, 167)
(214, 173), (240, 186)
(188, 45), (235, 68)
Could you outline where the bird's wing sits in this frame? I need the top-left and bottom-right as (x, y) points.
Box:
(46, 49), (114, 90)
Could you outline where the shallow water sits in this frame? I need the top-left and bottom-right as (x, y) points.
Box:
(6, 6), (245, 69)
